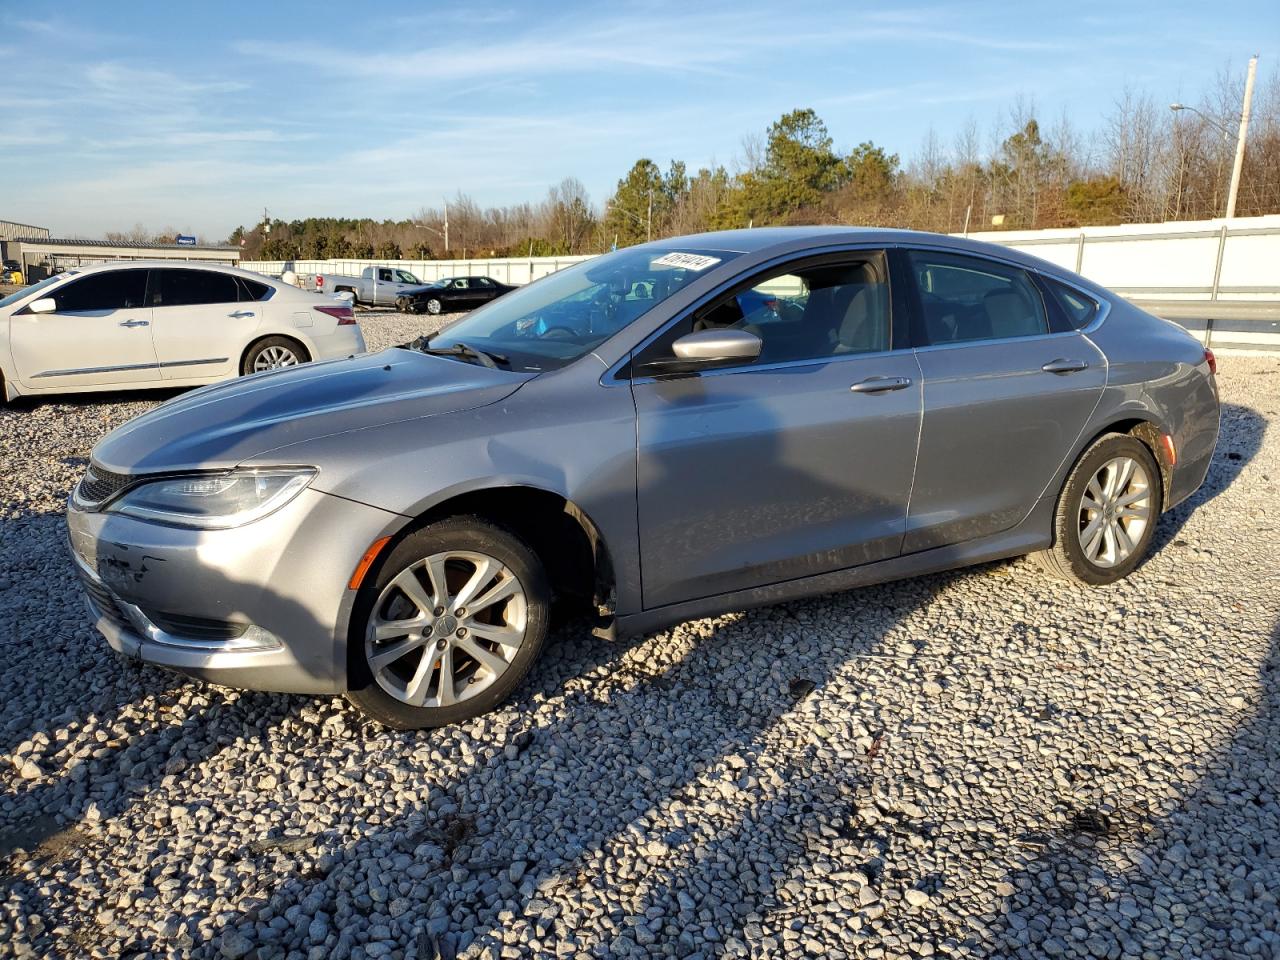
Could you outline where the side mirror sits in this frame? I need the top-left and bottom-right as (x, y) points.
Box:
(28, 297), (57, 315)
(636, 328), (762, 378)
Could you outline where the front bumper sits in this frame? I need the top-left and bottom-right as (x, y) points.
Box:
(66, 486), (401, 694)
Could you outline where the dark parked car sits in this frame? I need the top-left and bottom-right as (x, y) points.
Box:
(397, 276), (514, 315)
(68, 228), (1219, 729)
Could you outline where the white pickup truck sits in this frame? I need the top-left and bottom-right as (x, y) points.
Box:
(313, 266), (427, 307)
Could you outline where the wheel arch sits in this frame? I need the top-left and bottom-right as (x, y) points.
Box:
(1070, 416), (1174, 508)
(363, 482), (617, 620)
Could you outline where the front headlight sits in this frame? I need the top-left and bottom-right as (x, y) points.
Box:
(105, 468), (316, 529)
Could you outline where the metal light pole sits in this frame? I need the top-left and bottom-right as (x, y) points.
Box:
(1170, 54), (1259, 219)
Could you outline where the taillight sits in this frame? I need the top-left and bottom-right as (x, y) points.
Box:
(1204, 347), (1217, 375)
(315, 274), (324, 290)
(314, 304), (355, 325)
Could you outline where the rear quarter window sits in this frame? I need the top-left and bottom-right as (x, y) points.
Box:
(1044, 278), (1100, 329)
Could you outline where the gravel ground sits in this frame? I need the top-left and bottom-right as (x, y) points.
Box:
(0, 314), (1277, 960)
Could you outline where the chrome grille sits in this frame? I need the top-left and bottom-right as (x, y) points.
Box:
(77, 464), (136, 505)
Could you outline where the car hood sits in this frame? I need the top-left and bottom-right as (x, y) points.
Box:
(402, 283), (446, 296)
(91, 349), (534, 474)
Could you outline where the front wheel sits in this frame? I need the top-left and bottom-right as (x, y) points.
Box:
(346, 517), (550, 729)
(1035, 433), (1163, 586)
(425, 298), (443, 315)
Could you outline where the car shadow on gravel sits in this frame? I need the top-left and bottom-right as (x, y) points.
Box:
(982, 618), (1280, 959)
(177, 558), (1000, 960)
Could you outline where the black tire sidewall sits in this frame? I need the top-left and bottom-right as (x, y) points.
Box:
(346, 517), (550, 729)
(1055, 435), (1163, 585)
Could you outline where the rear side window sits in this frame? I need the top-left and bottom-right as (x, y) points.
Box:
(1043, 278), (1099, 329)
(236, 277), (272, 301)
(150, 269), (241, 307)
(908, 251), (1048, 344)
(52, 270), (147, 312)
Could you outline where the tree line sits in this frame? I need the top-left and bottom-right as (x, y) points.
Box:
(228, 61), (1278, 261)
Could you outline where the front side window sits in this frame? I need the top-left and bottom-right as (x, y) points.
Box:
(453, 278), (470, 289)
(636, 254), (890, 369)
(417, 244), (743, 372)
(393, 270), (419, 284)
(150, 269), (240, 307)
(51, 270), (147, 312)
(1, 272), (73, 310)
(909, 250), (1048, 344)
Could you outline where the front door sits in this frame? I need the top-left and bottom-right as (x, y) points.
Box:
(901, 248), (1107, 552)
(10, 268), (157, 389)
(632, 251), (922, 609)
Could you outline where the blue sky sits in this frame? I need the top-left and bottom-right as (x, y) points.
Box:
(2, 0), (1276, 240)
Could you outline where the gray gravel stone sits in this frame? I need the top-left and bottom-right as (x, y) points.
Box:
(0, 326), (1276, 960)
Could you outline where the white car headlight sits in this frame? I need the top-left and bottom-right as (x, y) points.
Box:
(105, 468), (316, 529)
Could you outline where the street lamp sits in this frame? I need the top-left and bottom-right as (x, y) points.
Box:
(1169, 54), (1258, 219)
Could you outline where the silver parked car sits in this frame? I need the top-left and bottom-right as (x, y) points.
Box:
(66, 228), (1220, 729)
(0, 261), (364, 399)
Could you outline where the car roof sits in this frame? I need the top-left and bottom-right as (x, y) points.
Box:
(53, 260), (274, 282)
(647, 225), (1088, 286)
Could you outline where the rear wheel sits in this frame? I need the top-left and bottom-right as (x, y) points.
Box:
(346, 517), (550, 729)
(242, 336), (310, 375)
(1035, 433), (1162, 585)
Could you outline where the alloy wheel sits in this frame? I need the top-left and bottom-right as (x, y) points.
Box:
(427, 298), (442, 315)
(366, 550), (528, 707)
(1076, 456), (1153, 568)
(253, 345), (300, 371)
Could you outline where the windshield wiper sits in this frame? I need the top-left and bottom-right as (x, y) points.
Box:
(411, 338), (509, 369)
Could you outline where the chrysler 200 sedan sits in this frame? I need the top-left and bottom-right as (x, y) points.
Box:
(66, 228), (1219, 729)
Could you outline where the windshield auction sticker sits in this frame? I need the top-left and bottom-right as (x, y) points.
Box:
(651, 252), (722, 271)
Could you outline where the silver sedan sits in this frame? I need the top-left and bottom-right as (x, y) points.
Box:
(66, 228), (1220, 728)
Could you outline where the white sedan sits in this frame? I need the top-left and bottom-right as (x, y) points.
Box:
(0, 261), (366, 399)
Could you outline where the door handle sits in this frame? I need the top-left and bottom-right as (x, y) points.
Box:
(850, 376), (912, 394)
(118, 319), (150, 328)
(1041, 358), (1089, 374)
(228, 310), (256, 318)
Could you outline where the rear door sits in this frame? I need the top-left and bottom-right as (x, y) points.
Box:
(632, 250), (922, 608)
(9, 268), (157, 388)
(900, 248), (1107, 552)
(149, 268), (260, 379)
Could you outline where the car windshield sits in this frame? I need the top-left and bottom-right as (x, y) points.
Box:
(413, 246), (741, 371)
(0, 272), (74, 310)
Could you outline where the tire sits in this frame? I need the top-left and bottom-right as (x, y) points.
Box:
(241, 336), (310, 375)
(426, 298), (443, 315)
(346, 516), (551, 729)
(1035, 433), (1163, 586)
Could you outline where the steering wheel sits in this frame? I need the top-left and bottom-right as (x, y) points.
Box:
(540, 326), (577, 339)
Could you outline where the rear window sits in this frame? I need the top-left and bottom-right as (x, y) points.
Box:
(1044, 278), (1100, 329)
